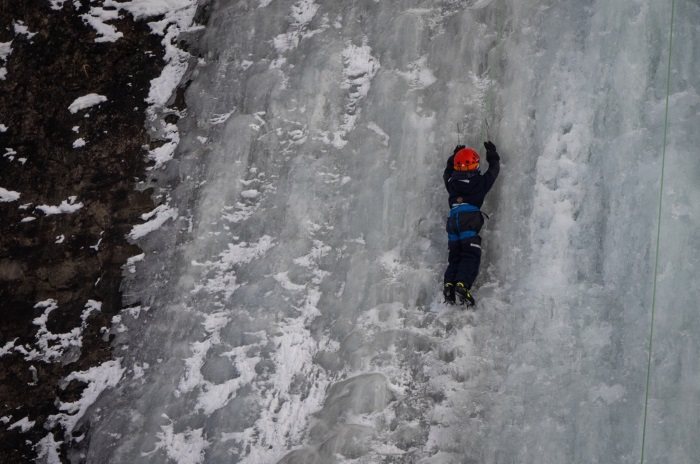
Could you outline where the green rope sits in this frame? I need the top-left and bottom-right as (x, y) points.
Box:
(640, 0), (675, 462)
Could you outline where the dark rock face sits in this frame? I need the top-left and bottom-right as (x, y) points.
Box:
(0, 1), (165, 461)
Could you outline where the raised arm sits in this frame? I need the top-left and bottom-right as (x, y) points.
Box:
(482, 141), (501, 192)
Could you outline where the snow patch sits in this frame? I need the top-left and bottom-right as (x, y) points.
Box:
(274, 271), (307, 291)
(81, 300), (102, 325)
(14, 300), (82, 362)
(192, 236), (274, 298)
(8, 417), (35, 433)
(73, 138), (86, 148)
(36, 433), (62, 464)
(148, 124), (179, 168)
(148, 417), (209, 464)
(0, 187), (20, 202)
(0, 339), (17, 356)
(68, 94), (108, 113)
(50, 360), (125, 434)
(128, 205), (178, 240)
(272, 0), (322, 54)
(81, 7), (123, 42)
(13, 21), (37, 39)
(0, 41), (12, 80)
(36, 196), (84, 215)
(125, 253), (145, 273)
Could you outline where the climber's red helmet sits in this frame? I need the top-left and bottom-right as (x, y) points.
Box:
(454, 148), (480, 172)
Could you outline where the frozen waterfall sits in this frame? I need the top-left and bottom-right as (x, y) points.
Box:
(82, 1), (699, 463)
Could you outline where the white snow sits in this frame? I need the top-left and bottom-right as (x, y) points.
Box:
(0, 41), (11, 80)
(81, 300), (102, 326)
(148, 122), (179, 168)
(148, 417), (209, 464)
(49, 361), (125, 435)
(0, 42), (12, 61)
(81, 7), (123, 42)
(36, 197), (84, 215)
(125, 253), (145, 273)
(68, 94), (108, 113)
(0, 187), (20, 202)
(36, 433), (63, 464)
(13, 21), (38, 39)
(127, 204), (178, 239)
(0, 339), (17, 356)
(73, 137), (86, 148)
(14, 300), (83, 362)
(8, 417), (35, 433)
(272, 0), (321, 54)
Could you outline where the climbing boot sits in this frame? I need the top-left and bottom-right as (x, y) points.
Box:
(455, 282), (475, 306)
(443, 283), (456, 305)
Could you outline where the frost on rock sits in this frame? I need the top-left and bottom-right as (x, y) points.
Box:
(68, 93), (108, 113)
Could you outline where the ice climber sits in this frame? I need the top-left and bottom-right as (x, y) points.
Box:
(442, 141), (500, 306)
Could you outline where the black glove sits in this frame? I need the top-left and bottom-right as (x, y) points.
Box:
(453, 144), (466, 155)
(484, 141), (496, 153)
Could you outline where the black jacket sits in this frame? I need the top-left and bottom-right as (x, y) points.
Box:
(443, 149), (500, 208)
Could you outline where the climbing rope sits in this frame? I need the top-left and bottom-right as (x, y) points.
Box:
(640, 0), (675, 462)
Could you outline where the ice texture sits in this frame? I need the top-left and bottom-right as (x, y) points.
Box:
(83, 1), (700, 463)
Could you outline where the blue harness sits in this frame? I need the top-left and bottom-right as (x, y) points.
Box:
(448, 204), (479, 242)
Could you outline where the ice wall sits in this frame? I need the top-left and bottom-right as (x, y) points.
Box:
(81, 1), (699, 463)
